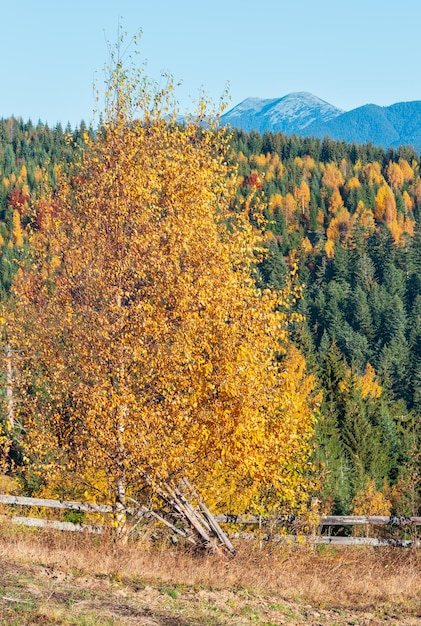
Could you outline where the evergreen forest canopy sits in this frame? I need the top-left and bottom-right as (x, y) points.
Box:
(0, 108), (420, 520)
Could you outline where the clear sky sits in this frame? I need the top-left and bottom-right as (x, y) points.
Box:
(1, 0), (421, 128)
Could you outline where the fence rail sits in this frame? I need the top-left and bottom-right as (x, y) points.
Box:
(213, 513), (421, 526)
(0, 495), (420, 546)
(0, 494), (112, 514)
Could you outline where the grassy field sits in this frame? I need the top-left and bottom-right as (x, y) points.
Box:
(0, 522), (420, 625)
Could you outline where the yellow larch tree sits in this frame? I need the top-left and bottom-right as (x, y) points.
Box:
(281, 192), (298, 230)
(386, 161), (404, 191)
(364, 162), (384, 186)
(8, 55), (316, 522)
(293, 180), (310, 217)
(403, 189), (414, 214)
(374, 183), (396, 224)
(354, 200), (375, 233)
(398, 158), (414, 183)
(345, 176), (361, 193)
(328, 188), (344, 215)
(321, 161), (344, 189)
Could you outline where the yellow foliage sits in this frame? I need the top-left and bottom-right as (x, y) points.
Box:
(316, 208), (325, 227)
(339, 158), (348, 177)
(374, 184), (396, 224)
(0, 474), (21, 495)
(346, 176), (361, 191)
(355, 201), (375, 233)
(354, 159), (362, 172)
(404, 216), (415, 237)
(250, 153), (267, 168)
(387, 161), (404, 190)
(265, 169), (274, 182)
(12, 209), (24, 247)
(326, 217), (340, 242)
(322, 162), (344, 189)
(303, 155), (316, 171)
(9, 60), (316, 516)
(281, 193), (297, 229)
(294, 180), (310, 216)
(358, 363), (382, 399)
(269, 193), (283, 212)
(398, 158), (414, 182)
(389, 219), (403, 243)
(325, 238), (335, 259)
(364, 162), (384, 186)
(19, 164), (27, 180)
(301, 236), (313, 254)
(326, 207), (352, 243)
(402, 190), (414, 213)
(328, 188), (344, 214)
(269, 152), (280, 169)
(276, 162), (284, 179)
(351, 479), (392, 516)
(34, 166), (43, 184)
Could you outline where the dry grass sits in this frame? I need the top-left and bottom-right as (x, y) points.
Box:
(0, 522), (420, 624)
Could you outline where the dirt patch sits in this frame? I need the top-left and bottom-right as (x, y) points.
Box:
(0, 527), (420, 625)
(0, 559), (420, 625)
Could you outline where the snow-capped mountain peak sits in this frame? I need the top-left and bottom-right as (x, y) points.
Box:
(221, 92), (344, 134)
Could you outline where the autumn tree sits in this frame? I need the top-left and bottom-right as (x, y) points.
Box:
(294, 180), (310, 217)
(8, 50), (316, 525)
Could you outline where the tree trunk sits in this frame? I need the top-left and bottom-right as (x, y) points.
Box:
(5, 343), (14, 430)
(114, 474), (127, 535)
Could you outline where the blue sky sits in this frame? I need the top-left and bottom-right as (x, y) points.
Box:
(1, 0), (421, 128)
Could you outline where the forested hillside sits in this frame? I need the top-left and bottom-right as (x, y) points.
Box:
(0, 115), (420, 518)
(0, 117), (92, 294)
(229, 130), (421, 515)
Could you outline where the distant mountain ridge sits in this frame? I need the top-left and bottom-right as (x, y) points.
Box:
(220, 93), (421, 153)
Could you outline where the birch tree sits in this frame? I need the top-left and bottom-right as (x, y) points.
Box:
(8, 51), (316, 522)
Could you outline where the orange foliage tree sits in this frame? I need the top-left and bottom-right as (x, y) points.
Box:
(8, 52), (316, 520)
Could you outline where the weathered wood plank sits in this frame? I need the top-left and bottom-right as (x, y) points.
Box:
(230, 532), (421, 547)
(213, 514), (421, 526)
(182, 479), (237, 555)
(0, 515), (103, 533)
(321, 515), (421, 526)
(0, 494), (112, 513)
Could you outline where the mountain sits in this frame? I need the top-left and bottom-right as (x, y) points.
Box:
(221, 92), (343, 135)
(221, 94), (421, 152)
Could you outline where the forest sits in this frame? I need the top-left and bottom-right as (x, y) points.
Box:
(0, 100), (420, 525)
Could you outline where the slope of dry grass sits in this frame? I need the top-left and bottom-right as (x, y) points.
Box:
(0, 522), (420, 624)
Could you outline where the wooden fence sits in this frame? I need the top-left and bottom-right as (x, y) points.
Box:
(0, 494), (420, 547)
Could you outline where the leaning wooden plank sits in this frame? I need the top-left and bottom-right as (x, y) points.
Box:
(172, 483), (213, 534)
(141, 507), (197, 545)
(0, 515), (103, 533)
(182, 479), (237, 555)
(0, 494), (112, 514)
(159, 482), (214, 549)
